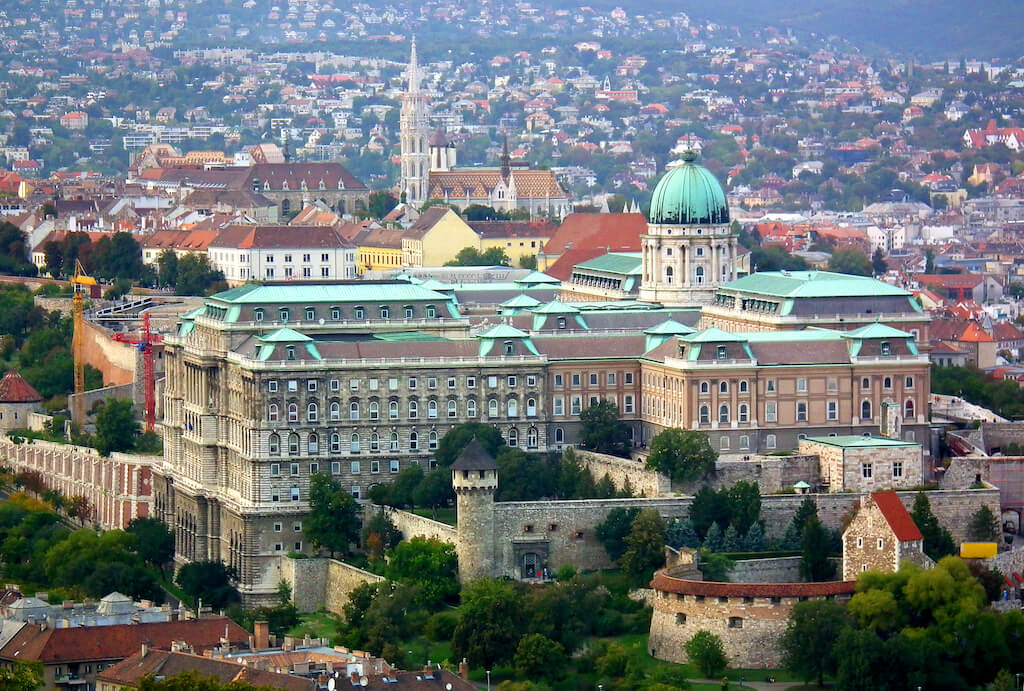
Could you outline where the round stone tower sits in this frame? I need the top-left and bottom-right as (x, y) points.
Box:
(451, 438), (498, 583)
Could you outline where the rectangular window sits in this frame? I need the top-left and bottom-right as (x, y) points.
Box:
(572, 373), (581, 387)
(892, 462), (903, 478)
(268, 380), (278, 392)
(389, 378), (399, 390)
(862, 463), (873, 479)
(553, 397), (565, 416)
(331, 461), (341, 474)
(310, 462), (319, 474)
(488, 376), (498, 388)
(369, 378), (379, 391)
(624, 395), (634, 414)
(290, 463), (300, 476)
(765, 401), (777, 423)
(349, 379), (359, 391)
(307, 380), (317, 392)
(796, 402), (808, 422)
(370, 460), (380, 474)
(589, 373), (598, 386)
(766, 379), (776, 393)
(448, 377), (457, 389)
(290, 487), (300, 502)
(274, 522), (282, 532)
(571, 396), (582, 415)
(607, 372), (617, 385)
(827, 400), (838, 421)
(508, 375), (517, 387)
(554, 374), (564, 387)
(408, 377), (417, 389)
(390, 460), (400, 473)
(270, 463), (280, 476)
(288, 380), (298, 392)
(467, 376), (476, 388)
(796, 378), (807, 393)
(827, 377), (838, 392)
(624, 372), (634, 384)
(350, 461), (360, 474)
(330, 379), (340, 391)
(428, 377), (438, 389)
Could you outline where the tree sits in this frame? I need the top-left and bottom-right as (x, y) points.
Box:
(157, 249), (178, 287)
(871, 247), (888, 275)
(175, 560), (239, 609)
(699, 552), (734, 582)
(514, 634), (567, 680)
(684, 630), (728, 678)
(910, 493), (956, 560)
(305, 473), (361, 558)
(368, 190), (398, 218)
(175, 253), (225, 296)
(925, 248), (936, 274)
(444, 246), (510, 267)
(137, 670), (276, 690)
(725, 481), (761, 536)
(702, 523), (724, 552)
(780, 498), (820, 550)
(411, 468), (454, 519)
(0, 661), (44, 691)
(665, 519), (700, 549)
(94, 399), (139, 455)
(434, 423), (504, 467)
(968, 505), (1000, 541)
(127, 517), (175, 576)
(645, 428), (716, 482)
(385, 537), (459, 607)
(452, 578), (527, 668)
(361, 511), (402, 563)
(827, 248), (872, 276)
(781, 599), (848, 686)
(579, 400), (631, 456)
(619, 509), (666, 578)
(595, 507), (641, 562)
(800, 516), (836, 582)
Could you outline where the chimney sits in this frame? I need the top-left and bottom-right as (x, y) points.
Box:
(282, 636), (294, 652)
(140, 642), (149, 658)
(459, 658), (469, 680)
(350, 671), (360, 685)
(253, 620), (269, 650)
(423, 662), (434, 679)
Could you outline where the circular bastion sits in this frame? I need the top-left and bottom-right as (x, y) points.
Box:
(648, 563), (856, 669)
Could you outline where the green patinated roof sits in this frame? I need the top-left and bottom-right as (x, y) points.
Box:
(575, 252), (643, 275)
(182, 306), (207, 320)
(649, 152), (730, 225)
(515, 271), (561, 285)
(720, 271), (910, 299)
(372, 331), (447, 342)
(477, 324), (530, 339)
(531, 300), (582, 314)
(208, 282), (452, 304)
(644, 319), (696, 335)
(844, 322), (914, 339)
(419, 279), (455, 291)
(802, 435), (920, 449)
(259, 327), (313, 343)
(501, 293), (542, 308)
(680, 327), (750, 343)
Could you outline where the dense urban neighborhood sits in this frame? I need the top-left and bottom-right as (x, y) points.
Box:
(2, 1), (1024, 690)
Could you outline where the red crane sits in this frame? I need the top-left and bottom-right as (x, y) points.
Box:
(112, 313), (159, 432)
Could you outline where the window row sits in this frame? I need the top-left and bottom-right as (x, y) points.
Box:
(552, 372), (635, 387)
(267, 374), (537, 394)
(269, 459), (404, 476)
(254, 304), (441, 323)
(697, 399), (917, 425)
(268, 397), (540, 422)
(268, 431), (439, 455)
(552, 394), (634, 416)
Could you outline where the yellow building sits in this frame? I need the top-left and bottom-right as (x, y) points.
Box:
(402, 207), (480, 267)
(469, 220), (557, 267)
(355, 227), (406, 274)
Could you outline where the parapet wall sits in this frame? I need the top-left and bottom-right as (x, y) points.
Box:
(279, 555), (385, 615)
(575, 450), (670, 497)
(383, 507), (457, 543)
(674, 454), (820, 495)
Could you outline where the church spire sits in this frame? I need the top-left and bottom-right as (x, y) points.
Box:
(500, 132), (511, 182)
(407, 36), (421, 94)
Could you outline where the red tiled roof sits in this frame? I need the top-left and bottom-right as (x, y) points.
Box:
(98, 650), (314, 691)
(958, 322), (995, 343)
(541, 213), (646, 256)
(467, 219), (556, 239)
(544, 246), (607, 281)
(651, 572), (856, 598)
(0, 617), (249, 664)
(870, 491), (923, 542)
(0, 372), (42, 403)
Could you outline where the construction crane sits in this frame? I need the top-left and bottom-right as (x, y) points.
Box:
(70, 260), (97, 425)
(111, 313), (159, 431)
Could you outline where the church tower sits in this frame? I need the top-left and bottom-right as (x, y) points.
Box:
(638, 150), (738, 305)
(400, 38), (430, 207)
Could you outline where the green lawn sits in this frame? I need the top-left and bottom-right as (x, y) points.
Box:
(287, 610), (341, 640)
(411, 507), (457, 526)
(401, 636), (453, 667)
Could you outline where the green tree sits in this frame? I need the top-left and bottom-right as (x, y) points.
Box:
(780, 498), (820, 550)
(175, 560), (239, 609)
(781, 599), (848, 686)
(689, 486), (731, 541)
(444, 246), (510, 266)
(925, 248), (936, 274)
(699, 552), (734, 582)
(579, 400), (631, 456)
(434, 423), (504, 467)
(665, 519), (700, 549)
(871, 247), (888, 275)
(0, 661), (44, 691)
(645, 428), (716, 482)
(137, 670), (275, 690)
(361, 511), (402, 563)
(411, 468), (455, 519)
(910, 493), (956, 560)
(518, 254), (538, 270)
(725, 481), (761, 536)
(452, 578), (527, 668)
(94, 398), (139, 455)
(305, 473), (361, 558)
(595, 507), (641, 562)
(126, 517), (175, 576)
(827, 248), (873, 276)
(385, 537), (459, 607)
(685, 630), (728, 678)
(800, 516), (836, 582)
(175, 253), (225, 296)
(514, 633), (567, 680)
(968, 505), (1000, 541)
(619, 509), (666, 578)
(368, 190), (398, 218)
(157, 249), (178, 287)
(702, 522), (724, 552)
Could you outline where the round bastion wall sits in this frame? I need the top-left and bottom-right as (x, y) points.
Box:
(648, 565), (856, 669)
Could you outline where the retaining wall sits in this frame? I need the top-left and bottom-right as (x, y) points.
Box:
(674, 454), (820, 495)
(575, 450), (670, 497)
(279, 555), (385, 615)
(383, 507), (457, 543)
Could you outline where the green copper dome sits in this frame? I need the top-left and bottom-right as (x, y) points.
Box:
(648, 151), (730, 225)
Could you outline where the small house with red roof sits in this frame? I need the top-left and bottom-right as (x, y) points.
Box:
(0, 371), (43, 432)
(842, 491), (933, 581)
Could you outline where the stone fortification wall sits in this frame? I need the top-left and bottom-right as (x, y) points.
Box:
(942, 457), (1024, 512)
(33, 296), (74, 317)
(575, 450), (670, 497)
(279, 556), (385, 615)
(0, 436), (153, 530)
(673, 455), (820, 495)
(68, 384), (134, 422)
(383, 507), (457, 543)
(978, 423), (1024, 453)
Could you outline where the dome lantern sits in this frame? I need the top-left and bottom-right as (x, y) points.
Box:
(648, 151), (730, 226)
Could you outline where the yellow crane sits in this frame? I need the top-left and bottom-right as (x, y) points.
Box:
(70, 260), (96, 424)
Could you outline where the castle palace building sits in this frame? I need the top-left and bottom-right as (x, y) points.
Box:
(157, 277), (930, 602)
(639, 151), (740, 306)
(398, 42), (570, 219)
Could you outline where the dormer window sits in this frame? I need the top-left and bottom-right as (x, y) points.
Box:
(254, 308), (264, 322)
(504, 341), (514, 355)
(282, 181), (289, 191)
(305, 308), (315, 321)
(557, 317), (567, 329)
(319, 179), (326, 190)
(279, 308), (290, 323)
(354, 306), (365, 320)
(286, 346), (296, 360)
(716, 345), (728, 360)
(880, 341), (892, 356)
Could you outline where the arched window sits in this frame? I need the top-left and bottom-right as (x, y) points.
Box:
(508, 428), (519, 447)
(350, 401), (359, 420)
(699, 405), (710, 424)
(507, 398), (518, 417)
(370, 433), (380, 451)
(718, 404), (730, 424)
(526, 398), (537, 416)
(269, 433), (280, 455)
(428, 431), (438, 450)
(739, 380), (748, 393)
(448, 399), (457, 418)
(862, 377), (870, 390)
(286, 346), (296, 361)
(330, 401), (340, 421)
(861, 400), (872, 420)
(467, 399), (477, 417)
(390, 433), (399, 451)
(353, 306), (365, 320)
(330, 433), (341, 453)
(739, 404), (749, 423)
(308, 433), (319, 454)
(288, 403), (298, 423)
(665, 266), (674, 284)
(408, 400), (418, 418)
(409, 431), (418, 450)
(700, 381), (709, 394)
(904, 399), (915, 419)
(883, 376), (892, 390)
(719, 380), (728, 394)
(307, 402), (318, 422)
(268, 403), (279, 422)
(554, 427), (564, 443)
(288, 433), (300, 456)
(350, 433), (360, 452)
(527, 427), (538, 448)
(488, 399), (499, 417)
(695, 266), (704, 284)
(389, 400), (399, 419)
(427, 400), (438, 418)
(369, 401), (379, 421)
